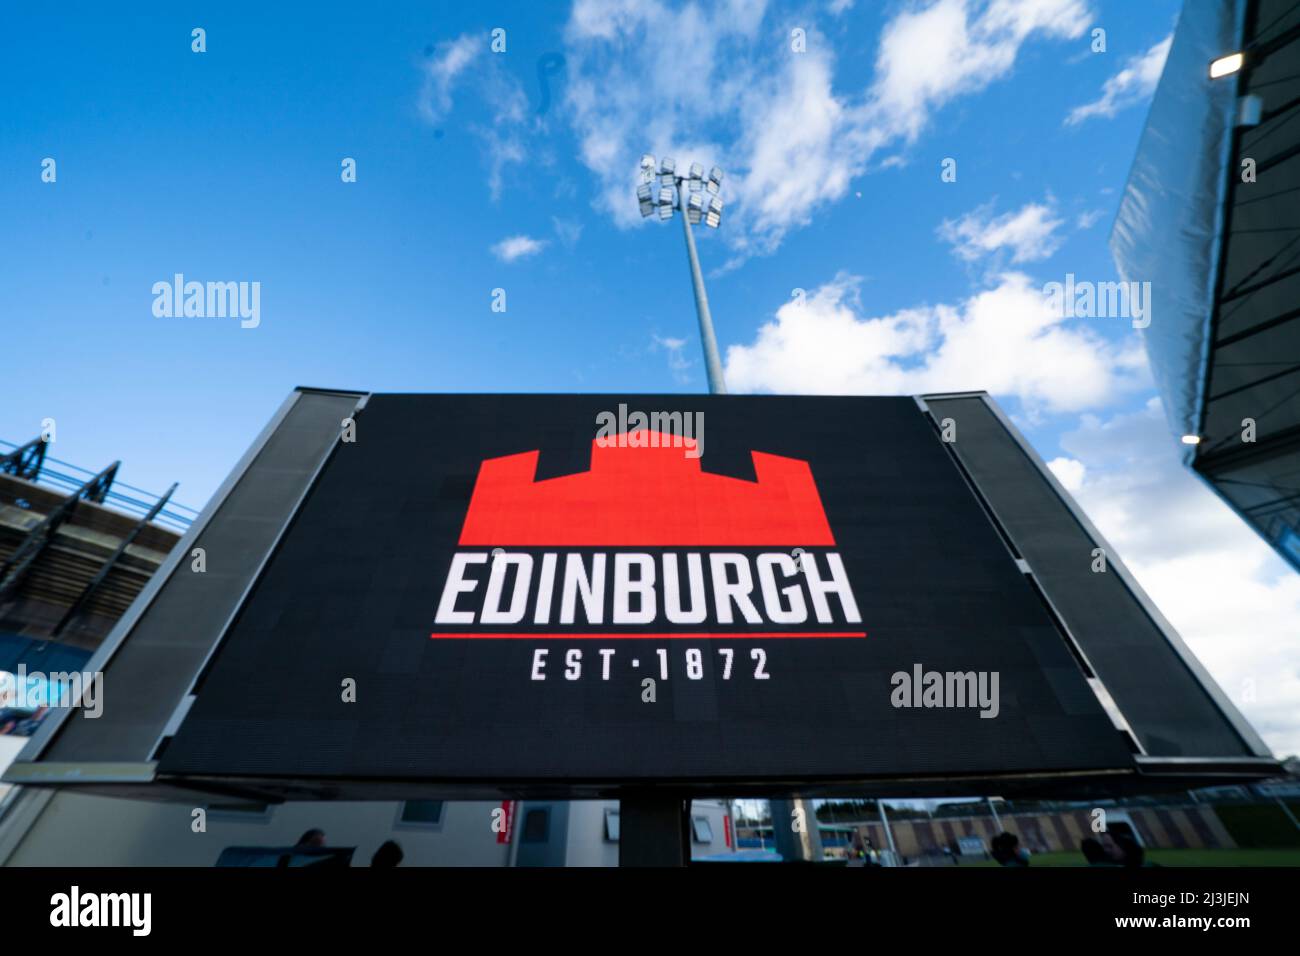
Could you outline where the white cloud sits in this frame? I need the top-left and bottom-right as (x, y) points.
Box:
(1076, 208), (1105, 230)
(491, 235), (549, 262)
(417, 33), (533, 199)
(828, 0), (855, 13)
(562, 0), (1092, 261)
(418, 35), (479, 123)
(1059, 399), (1300, 757)
(868, 0), (1091, 141)
(1046, 455), (1085, 491)
(481, 129), (527, 200)
(734, 47), (861, 253)
(724, 270), (1145, 413)
(1066, 34), (1171, 125)
(652, 333), (692, 383)
(552, 216), (584, 246)
(939, 201), (1065, 263)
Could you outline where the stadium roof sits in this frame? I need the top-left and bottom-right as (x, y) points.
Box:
(1113, 0), (1300, 573)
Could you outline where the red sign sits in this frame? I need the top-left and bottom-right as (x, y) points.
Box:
(459, 431), (835, 545)
(434, 431), (863, 641)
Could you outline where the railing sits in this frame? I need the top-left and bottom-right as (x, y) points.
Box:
(0, 439), (198, 532)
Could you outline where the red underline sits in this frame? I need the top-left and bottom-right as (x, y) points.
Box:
(429, 631), (867, 640)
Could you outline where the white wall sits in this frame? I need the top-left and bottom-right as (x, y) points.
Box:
(688, 800), (733, 861)
(563, 801), (620, 867)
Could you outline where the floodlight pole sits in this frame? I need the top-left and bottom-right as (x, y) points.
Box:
(621, 161), (727, 866)
(675, 180), (728, 395)
(878, 800), (899, 862)
(987, 796), (1004, 832)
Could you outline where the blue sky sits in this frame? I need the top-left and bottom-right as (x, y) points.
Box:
(3, 0), (1298, 754)
(2, 0), (1173, 502)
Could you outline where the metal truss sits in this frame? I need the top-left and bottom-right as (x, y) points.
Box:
(0, 460), (121, 604)
(0, 437), (48, 482)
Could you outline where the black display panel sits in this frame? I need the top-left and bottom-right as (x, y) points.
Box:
(158, 395), (1132, 786)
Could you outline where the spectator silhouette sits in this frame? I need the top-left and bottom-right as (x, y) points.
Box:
(1081, 837), (1115, 866)
(1103, 823), (1148, 867)
(371, 840), (404, 867)
(273, 828), (331, 867)
(1114, 833), (1146, 867)
(990, 832), (1029, 866)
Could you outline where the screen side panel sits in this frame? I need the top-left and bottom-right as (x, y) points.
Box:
(38, 390), (362, 763)
(925, 396), (1252, 758)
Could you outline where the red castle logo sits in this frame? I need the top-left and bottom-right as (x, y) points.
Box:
(432, 430), (863, 638)
(458, 431), (836, 546)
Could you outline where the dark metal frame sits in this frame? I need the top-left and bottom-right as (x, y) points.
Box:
(0, 460), (120, 604)
(922, 392), (1273, 761)
(0, 437), (48, 482)
(7, 389), (356, 787)
(1192, 0), (1300, 572)
(618, 797), (690, 867)
(49, 483), (177, 638)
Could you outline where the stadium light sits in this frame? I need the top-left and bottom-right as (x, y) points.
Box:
(705, 196), (723, 229)
(1210, 52), (1244, 79)
(687, 192), (704, 224)
(1209, 21), (1300, 81)
(635, 153), (728, 394)
(1181, 434), (1203, 446)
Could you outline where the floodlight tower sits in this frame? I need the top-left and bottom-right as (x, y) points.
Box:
(637, 154), (728, 394)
